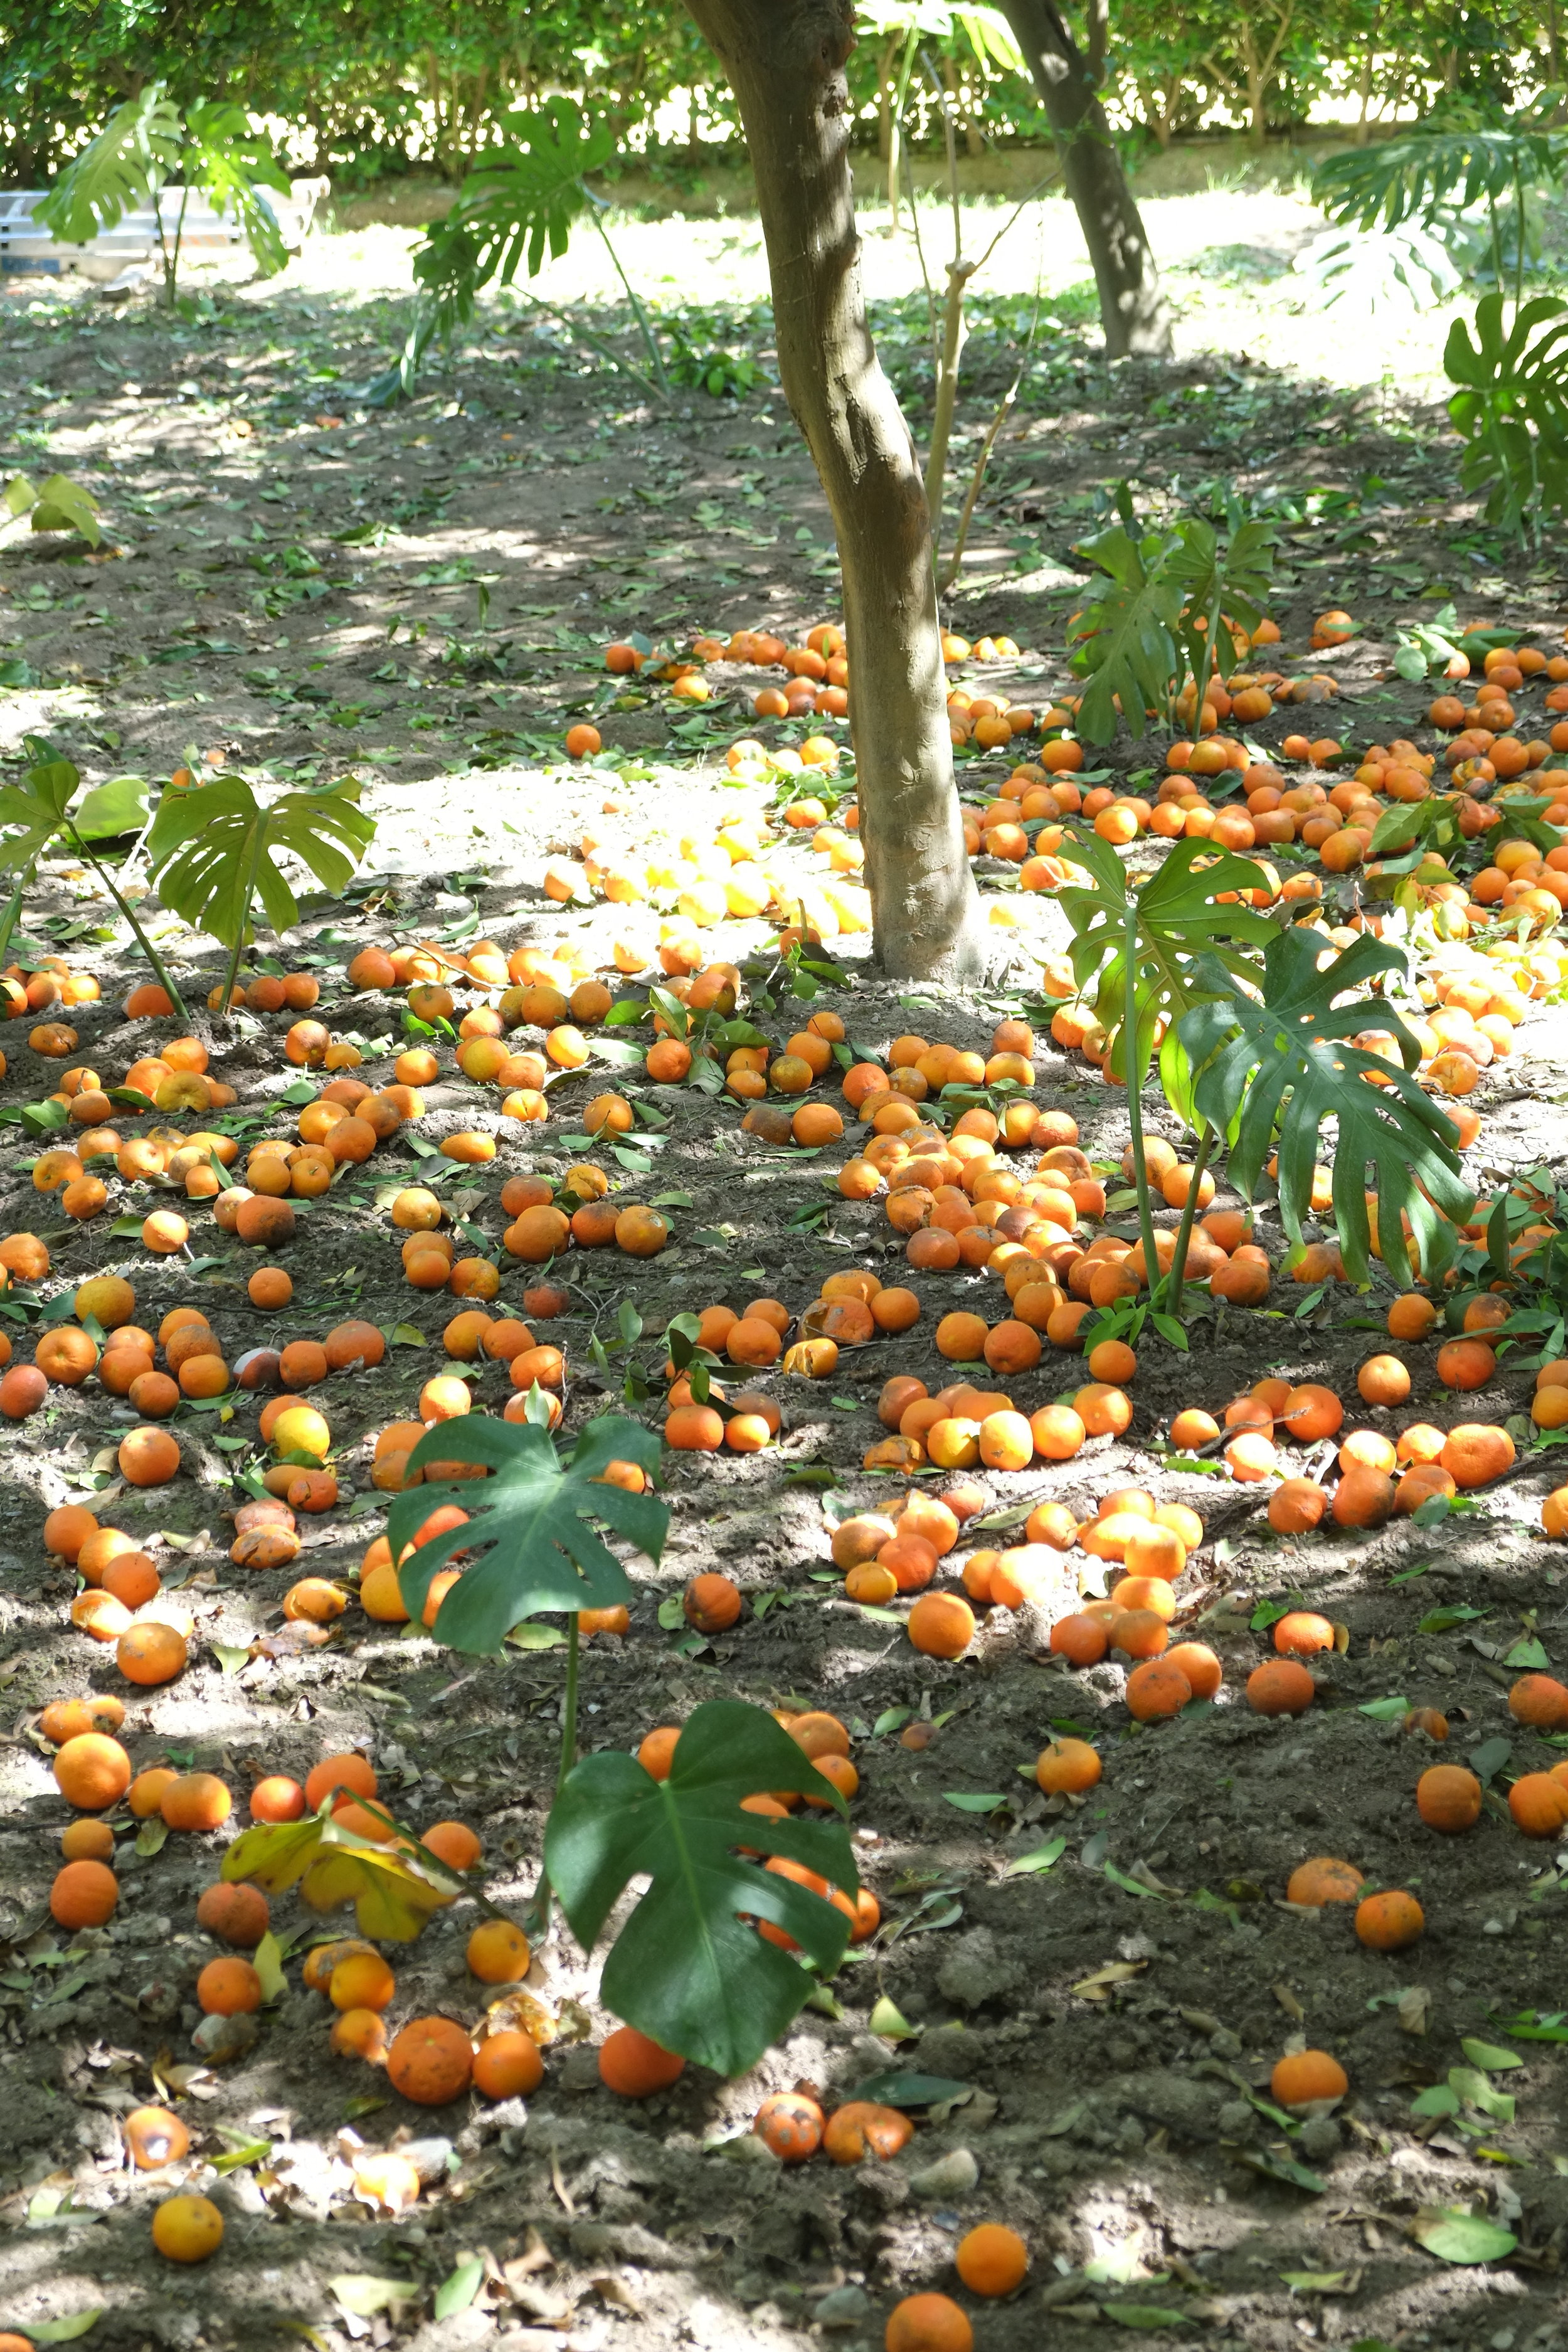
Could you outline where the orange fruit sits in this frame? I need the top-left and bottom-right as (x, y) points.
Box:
(386, 2015), (474, 2104)
(151, 2194), (224, 2264)
(954, 2222), (1028, 2297)
(885, 2295), (973, 2352)
(1416, 1764), (1481, 1833)
(597, 2025), (685, 2097)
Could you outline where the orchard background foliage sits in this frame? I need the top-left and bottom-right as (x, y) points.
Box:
(0, 0), (1560, 189)
(7, 5), (1568, 2352)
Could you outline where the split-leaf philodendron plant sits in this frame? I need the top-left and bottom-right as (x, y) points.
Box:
(228, 1412), (858, 2075)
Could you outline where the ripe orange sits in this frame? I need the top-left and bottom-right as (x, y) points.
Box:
(1271, 2050), (1348, 2107)
(885, 2295), (972, 2352)
(51, 1858), (119, 1927)
(151, 2194), (224, 2264)
(1036, 1738), (1100, 1794)
(598, 2025), (685, 2097)
(1355, 1889), (1424, 1949)
(1416, 1764), (1481, 1833)
(472, 2029), (544, 2099)
(467, 1919), (531, 1983)
(955, 2222), (1029, 2296)
(1246, 1660), (1315, 1717)
(53, 1730), (131, 1809)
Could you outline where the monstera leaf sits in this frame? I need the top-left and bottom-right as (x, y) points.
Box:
(222, 1809), (455, 1941)
(4, 471), (102, 546)
(1056, 827), (1277, 1099)
(388, 98), (614, 396)
(145, 771), (374, 946)
(545, 1700), (857, 2074)
(1066, 497), (1276, 745)
(34, 84), (182, 242)
(1179, 926), (1474, 1286)
(184, 98), (291, 277)
(387, 1413), (664, 1652)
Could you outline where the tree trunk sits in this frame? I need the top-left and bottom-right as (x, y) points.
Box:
(1239, 26), (1266, 148)
(682, 0), (987, 981)
(997, 0), (1173, 358)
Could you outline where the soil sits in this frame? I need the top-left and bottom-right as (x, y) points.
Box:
(3, 217), (1568, 2352)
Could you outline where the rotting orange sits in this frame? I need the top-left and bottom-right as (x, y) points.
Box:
(386, 2015), (474, 2104)
(1286, 1858), (1364, 1907)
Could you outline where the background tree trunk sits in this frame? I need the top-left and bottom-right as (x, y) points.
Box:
(999, 0), (1173, 358)
(683, 0), (988, 981)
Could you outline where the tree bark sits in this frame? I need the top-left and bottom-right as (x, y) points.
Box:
(998, 0), (1173, 358)
(682, 0), (987, 982)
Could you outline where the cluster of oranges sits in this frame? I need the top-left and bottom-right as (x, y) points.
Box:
(33, 1718), (564, 2262)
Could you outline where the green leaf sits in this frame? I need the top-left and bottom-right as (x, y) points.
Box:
(33, 84), (182, 242)
(433, 2258), (484, 2320)
(1056, 827), (1276, 1093)
(1443, 294), (1568, 536)
(391, 99), (616, 396)
(1412, 2207), (1517, 2265)
(867, 1994), (918, 2040)
(1359, 1695), (1411, 1719)
(1449, 2067), (1515, 2120)
(28, 474), (102, 548)
(146, 773), (375, 951)
(942, 1791), (1007, 1814)
(1232, 2148), (1327, 2195)
(1488, 2010), (1568, 2043)
(329, 2277), (420, 2319)
(1181, 926), (1473, 1287)
(544, 1699), (856, 2075)
(1004, 1834), (1069, 1877)
(68, 775), (146, 842)
(1316, 122), (1568, 238)
(1418, 1604), (1486, 1633)
(23, 2314), (103, 2343)
(1102, 2306), (1194, 2329)
(184, 98), (292, 278)
(252, 1929), (286, 2001)
(1467, 1736), (1513, 1787)
(1411, 2082), (1461, 2116)
(1461, 2038), (1525, 2072)
(1104, 1859), (1165, 1899)
(1066, 504), (1276, 746)
(388, 1414), (664, 1651)
(844, 2070), (972, 2107)
(0, 756), (80, 876)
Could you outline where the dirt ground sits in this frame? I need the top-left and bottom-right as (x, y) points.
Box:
(4, 198), (1568, 2352)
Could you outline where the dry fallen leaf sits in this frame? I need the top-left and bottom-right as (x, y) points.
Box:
(1071, 1960), (1147, 2000)
(591, 2276), (644, 2318)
